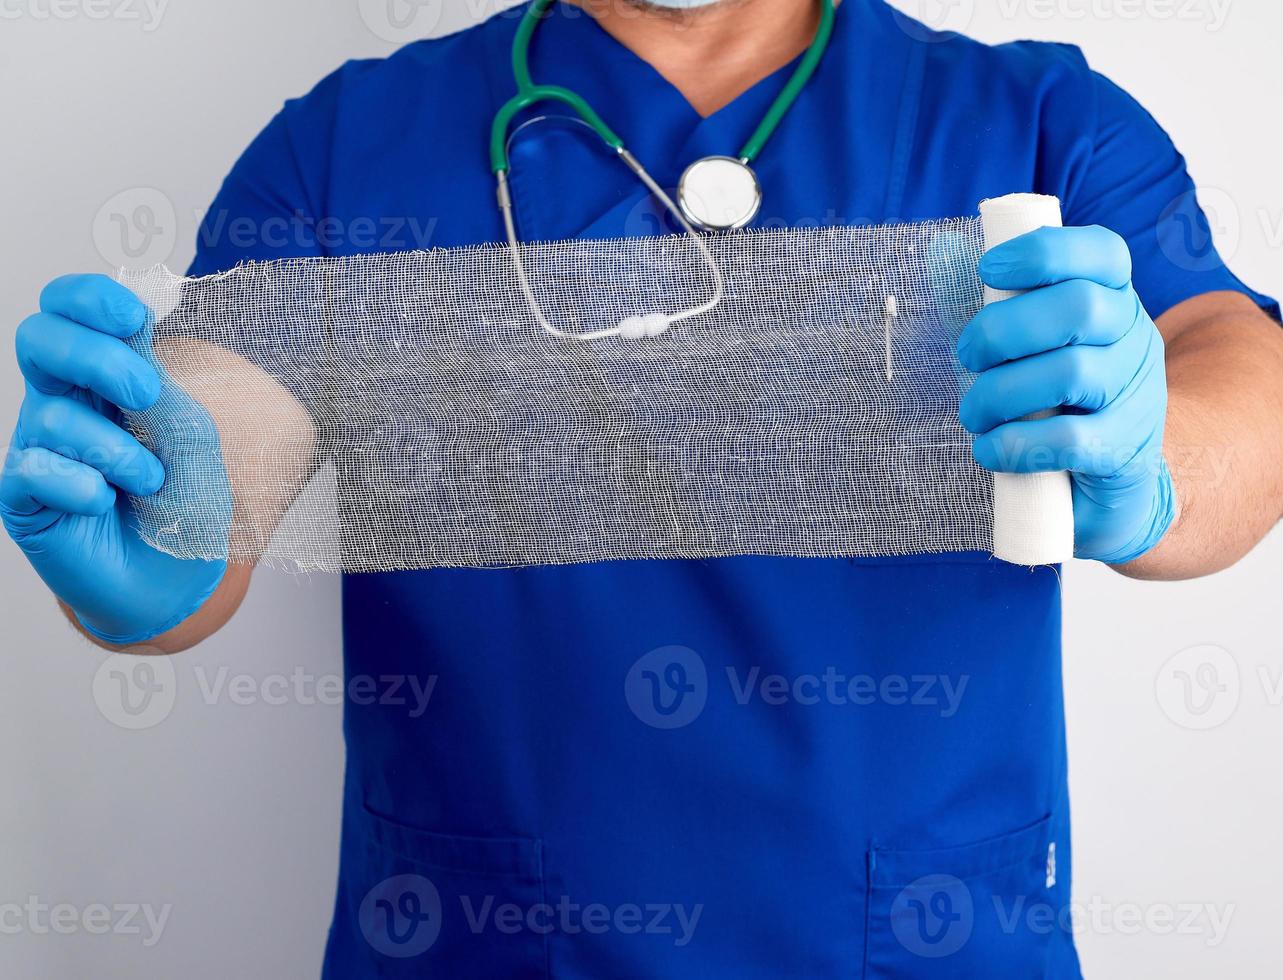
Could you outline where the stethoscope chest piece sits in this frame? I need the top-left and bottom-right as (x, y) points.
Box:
(677, 156), (763, 232)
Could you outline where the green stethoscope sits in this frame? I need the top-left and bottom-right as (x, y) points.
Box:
(491, 0), (837, 340)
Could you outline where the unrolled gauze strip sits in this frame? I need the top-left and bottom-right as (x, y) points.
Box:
(979, 193), (1076, 565)
(115, 199), (1067, 573)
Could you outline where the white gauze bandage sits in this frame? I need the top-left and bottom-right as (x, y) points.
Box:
(978, 194), (1076, 565)
(116, 194), (1074, 572)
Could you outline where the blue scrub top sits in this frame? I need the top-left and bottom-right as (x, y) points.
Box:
(190, 3), (1274, 976)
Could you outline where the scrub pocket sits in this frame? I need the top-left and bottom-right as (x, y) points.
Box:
(864, 814), (1069, 979)
(350, 804), (549, 978)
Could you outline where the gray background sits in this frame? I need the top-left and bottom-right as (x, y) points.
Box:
(0, 1), (1279, 977)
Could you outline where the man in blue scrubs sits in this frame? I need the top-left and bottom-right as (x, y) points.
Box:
(6, 1), (1282, 975)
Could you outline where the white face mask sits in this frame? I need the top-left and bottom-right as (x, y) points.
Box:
(638, 0), (725, 8)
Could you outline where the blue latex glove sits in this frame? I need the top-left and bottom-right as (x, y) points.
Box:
(2, 274), (228, 645)
(958, 225), (1177, 564)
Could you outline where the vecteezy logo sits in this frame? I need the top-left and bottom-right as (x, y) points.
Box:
(358, 874), (442, 959)
(1155, 644), (1240, 731)
(1157, 187), (1241, 273)
(91, 187), (177, 269)
(890, 0), (975, 41)
(890, 874), (974, 959)
(357, 0), (447, 43)
(623, 190), (682, 239)
(625, 646), (708, 730)
(91, 187), (178, 269)
(92, 654), (178, 730)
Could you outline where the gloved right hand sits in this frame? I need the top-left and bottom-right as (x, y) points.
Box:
(2, 274), (227, 646)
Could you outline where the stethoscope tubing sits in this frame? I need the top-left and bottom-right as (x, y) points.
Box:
(491, 0), (835, 341)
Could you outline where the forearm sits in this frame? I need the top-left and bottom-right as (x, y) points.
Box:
(1120, 291), (1283, 580)
(59, 563), (253, 655)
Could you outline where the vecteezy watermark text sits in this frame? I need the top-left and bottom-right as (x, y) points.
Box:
(359, 875), (704, 959)
(193, 666), (436, 716)
(993, 894), (1234, 947)
(0, 0), (169, 31)
(0, 897), (172, 947)
(726, 666), (969, 717)
(93, 654), (438, 731)
(461, 895), (703, 947)
(995, 0), (1232, 32)
(197, 209), (441, 254)
(626, 646), (971, 729)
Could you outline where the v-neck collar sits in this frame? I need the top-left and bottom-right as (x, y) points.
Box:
(490, 1), (853, 185)
(481, 1), (922, 238)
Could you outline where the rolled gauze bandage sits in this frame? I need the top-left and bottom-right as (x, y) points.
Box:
(978, 193), (1076, 566)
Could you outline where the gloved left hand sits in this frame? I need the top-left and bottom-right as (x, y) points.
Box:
(957, 225), (1177, 564)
